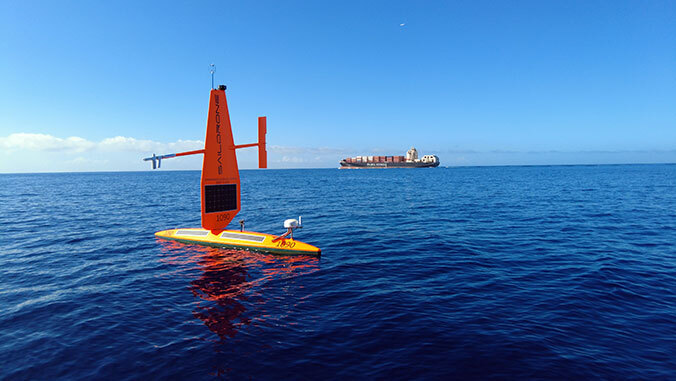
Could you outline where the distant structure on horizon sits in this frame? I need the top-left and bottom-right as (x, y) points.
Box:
(340, 147), (440, 169)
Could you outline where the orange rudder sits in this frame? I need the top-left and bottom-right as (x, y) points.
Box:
(258, 116), (267, 169)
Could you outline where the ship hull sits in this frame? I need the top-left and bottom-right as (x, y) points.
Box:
(339, 161), (440, 169)
(155, 228), (321, 256)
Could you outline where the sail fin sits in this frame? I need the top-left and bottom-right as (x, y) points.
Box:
(200, 87), (240, 232)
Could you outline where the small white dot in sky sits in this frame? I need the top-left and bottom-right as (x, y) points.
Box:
(400, 23), (406, 27)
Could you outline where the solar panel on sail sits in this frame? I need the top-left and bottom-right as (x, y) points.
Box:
(204, 184), (237, 213)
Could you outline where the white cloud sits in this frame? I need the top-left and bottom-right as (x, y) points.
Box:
(2, 132), (674, 172)
(0, 133), (95, 152)
(280, 156), (305, 163)
(0, 132), (348, 172)
(66, 156), (110, 165)
(0, 133), (203, 154)
(268, 145), (349, 155)
(267, 145), (356, 167)
(99, 136), (203, 153)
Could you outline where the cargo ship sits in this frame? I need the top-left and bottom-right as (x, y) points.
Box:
(340, 147), (440, 169)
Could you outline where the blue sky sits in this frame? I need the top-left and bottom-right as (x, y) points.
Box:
(1, 0), (675, 172)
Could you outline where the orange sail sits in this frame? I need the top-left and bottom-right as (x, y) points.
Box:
(200, 87), (241, 232)
(143, 85), (268, 232)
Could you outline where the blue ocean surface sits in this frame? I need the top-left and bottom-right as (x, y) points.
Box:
(1, 165), (675, 379)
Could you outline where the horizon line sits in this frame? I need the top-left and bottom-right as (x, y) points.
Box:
(2, 162), (675, 175)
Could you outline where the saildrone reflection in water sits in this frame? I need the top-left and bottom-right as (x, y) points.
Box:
(157, 240), (320, 340)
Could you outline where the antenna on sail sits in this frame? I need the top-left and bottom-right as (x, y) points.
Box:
(209, 63), (216, 89)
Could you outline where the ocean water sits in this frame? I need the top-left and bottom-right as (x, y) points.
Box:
(1, 165), (675, 379)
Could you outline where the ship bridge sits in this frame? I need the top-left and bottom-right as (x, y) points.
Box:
(406, 147), (418, 162)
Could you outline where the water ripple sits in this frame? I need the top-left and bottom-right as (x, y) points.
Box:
(1, 166), (676, 378)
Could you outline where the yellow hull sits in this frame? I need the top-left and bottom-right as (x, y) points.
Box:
(155, 228), (321, 256)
